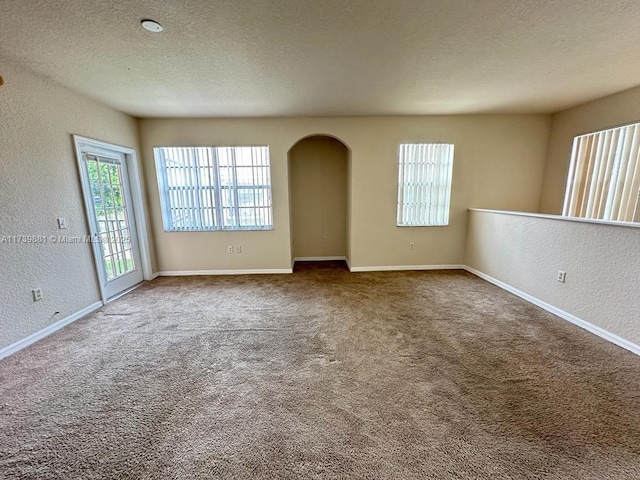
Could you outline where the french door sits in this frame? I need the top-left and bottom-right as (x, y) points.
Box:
(75, 138), (143, 300)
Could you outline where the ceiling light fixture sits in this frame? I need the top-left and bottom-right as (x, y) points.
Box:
(141, 19), (163, 33)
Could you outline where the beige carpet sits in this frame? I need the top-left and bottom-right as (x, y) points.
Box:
(1, 262), (639, 479)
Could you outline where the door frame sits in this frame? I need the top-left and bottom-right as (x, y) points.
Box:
(73, 135), (153, 304)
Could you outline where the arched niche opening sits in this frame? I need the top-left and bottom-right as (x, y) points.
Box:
(287, 134), (351, 270)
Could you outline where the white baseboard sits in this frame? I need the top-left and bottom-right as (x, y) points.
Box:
(350, 264), (465, 272)
(157, 268), (293, 276)
(293, 256), (347, 262)
(463, 266), (640, 356)
(0, 301), (103, 360)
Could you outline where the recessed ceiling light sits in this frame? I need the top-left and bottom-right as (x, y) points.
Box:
(141, 19), (163, 33)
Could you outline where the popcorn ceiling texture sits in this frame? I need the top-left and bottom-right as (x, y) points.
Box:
(2, 0), (640, 116)
(465, 210), (640, 346)
(0, 264), (638, 478)
(0, 62), (145, 349)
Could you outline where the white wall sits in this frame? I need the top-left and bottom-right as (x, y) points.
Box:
(289, 136), (349, 259)
(540, 84), (640, 214)
(465, 209), (640, 347)
(0, 62), (146, 349)
(139, 115), (551, 272)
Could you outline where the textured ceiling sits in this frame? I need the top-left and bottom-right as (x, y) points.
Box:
(2, 0), (640, 117)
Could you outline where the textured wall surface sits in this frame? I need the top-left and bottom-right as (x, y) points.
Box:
(540, 84), (640, 214)
(138, 115), (551, 272)
(289, 136), (349, 259)
(465, 209), (640, 345)
(0, 63), (144, 349)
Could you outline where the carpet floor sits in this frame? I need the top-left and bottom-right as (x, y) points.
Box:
(1, 262), (639, 479)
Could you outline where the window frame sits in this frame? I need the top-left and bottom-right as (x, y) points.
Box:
(154, 145), (274, 232)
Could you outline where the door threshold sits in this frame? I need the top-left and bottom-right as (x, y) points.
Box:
(106, 282), (144, 304)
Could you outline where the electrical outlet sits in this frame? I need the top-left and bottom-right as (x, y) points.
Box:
(236, 245), (242, 254)
(32, 288), (43, 302)
(409, 242), (415, 250)
(57, 217), (67, 229)
(557, 270), (566, 283)
(322, 236), (328, 243)
(227, 245), (233, 254)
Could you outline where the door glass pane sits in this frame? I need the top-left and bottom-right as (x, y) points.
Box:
(86, 157), (136, 281)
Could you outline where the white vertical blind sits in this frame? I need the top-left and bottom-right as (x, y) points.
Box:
(563, 122), (640, 222)
(397, 143), (454, 226)
(154, 146), (272, 231)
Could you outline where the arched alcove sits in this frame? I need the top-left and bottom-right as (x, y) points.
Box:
(288, 135), (351, 268)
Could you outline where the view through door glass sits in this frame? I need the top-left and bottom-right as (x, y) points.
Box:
(85, 156), (136, 279)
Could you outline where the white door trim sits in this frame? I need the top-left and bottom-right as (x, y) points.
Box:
(73, 135), (153, 303)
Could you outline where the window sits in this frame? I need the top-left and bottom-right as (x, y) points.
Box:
(397, 143), (454, 226)
(154, 146), (272, 231)
(563, 122), (640, 222)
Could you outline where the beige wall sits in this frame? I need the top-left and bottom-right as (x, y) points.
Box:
(465, 209), (640, 346)
(289, 136), (348, 259)
(540, 85), (640, 214)
(0, 62), (146, 349)
(138, 115), (551, 272)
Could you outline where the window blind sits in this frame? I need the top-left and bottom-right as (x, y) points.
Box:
(397, 143), (454, 226)
(154, 146), (272, 231)
(563, 123), (640, 222)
